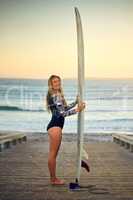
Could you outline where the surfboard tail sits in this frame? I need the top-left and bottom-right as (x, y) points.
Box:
(82, 148), (89, 159)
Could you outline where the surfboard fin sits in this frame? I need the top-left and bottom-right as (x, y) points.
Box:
(81, 160), (90, 173)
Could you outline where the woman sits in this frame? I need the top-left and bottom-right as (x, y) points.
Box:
(46, 74), (85, 185)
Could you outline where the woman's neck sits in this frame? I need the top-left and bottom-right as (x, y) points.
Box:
(53, 90), (60, 95)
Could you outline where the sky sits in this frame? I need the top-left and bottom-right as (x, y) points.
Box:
(0, 0), (133, 79)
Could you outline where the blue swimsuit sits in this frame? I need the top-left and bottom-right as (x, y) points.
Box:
(46, 93), (77, 131)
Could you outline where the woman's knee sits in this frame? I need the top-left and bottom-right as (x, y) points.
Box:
(48, 150), (57, 158)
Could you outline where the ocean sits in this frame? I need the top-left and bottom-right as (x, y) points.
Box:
(0, 78), (133, 134)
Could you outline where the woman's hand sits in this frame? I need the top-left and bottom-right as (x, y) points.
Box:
(75, 101), (86, 112)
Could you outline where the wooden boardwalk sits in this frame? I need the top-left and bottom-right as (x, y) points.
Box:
(0, 133), (133, 200)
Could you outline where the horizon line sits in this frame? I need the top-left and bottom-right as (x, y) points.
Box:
(0, 76), (133, 80)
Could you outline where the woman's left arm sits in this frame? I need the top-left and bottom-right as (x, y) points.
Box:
(52, 94), (77, 117)
(64, 101), (77, 111)
(64, 95), (78, 111)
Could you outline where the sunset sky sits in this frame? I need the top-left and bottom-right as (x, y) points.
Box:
(0, 0), (133, 79)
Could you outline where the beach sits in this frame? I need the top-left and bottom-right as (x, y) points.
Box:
(0, 131), (133, 200)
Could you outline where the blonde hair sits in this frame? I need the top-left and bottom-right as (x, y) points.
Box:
(46, 75), (67, 113)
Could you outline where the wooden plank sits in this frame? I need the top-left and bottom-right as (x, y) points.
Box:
(0, 133), (27, 152)
(112, 133), (133, 152)
(0, 133), (27, 141)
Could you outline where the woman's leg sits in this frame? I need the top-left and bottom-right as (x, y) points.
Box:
(48, 127), (62, 181)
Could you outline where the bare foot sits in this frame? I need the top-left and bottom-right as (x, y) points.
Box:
(51, 177), (65, 185)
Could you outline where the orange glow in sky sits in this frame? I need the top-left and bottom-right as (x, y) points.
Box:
(0, 0), (133, 79)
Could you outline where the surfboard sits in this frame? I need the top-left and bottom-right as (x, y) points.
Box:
(69, 7), (90, 190)
(75, 6), (85, 184)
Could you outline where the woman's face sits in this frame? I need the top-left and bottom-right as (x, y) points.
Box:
(51, 77), (61, 91)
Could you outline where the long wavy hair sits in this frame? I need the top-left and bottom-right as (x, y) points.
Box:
(46, 75), (67, 113)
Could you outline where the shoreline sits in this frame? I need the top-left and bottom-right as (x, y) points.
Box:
(1, 130), (132, 142)
(0, 130), (132, 143)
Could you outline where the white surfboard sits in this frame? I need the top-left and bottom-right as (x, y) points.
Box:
(69, 8), (90, 189)
(75, 7), (85, 183)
